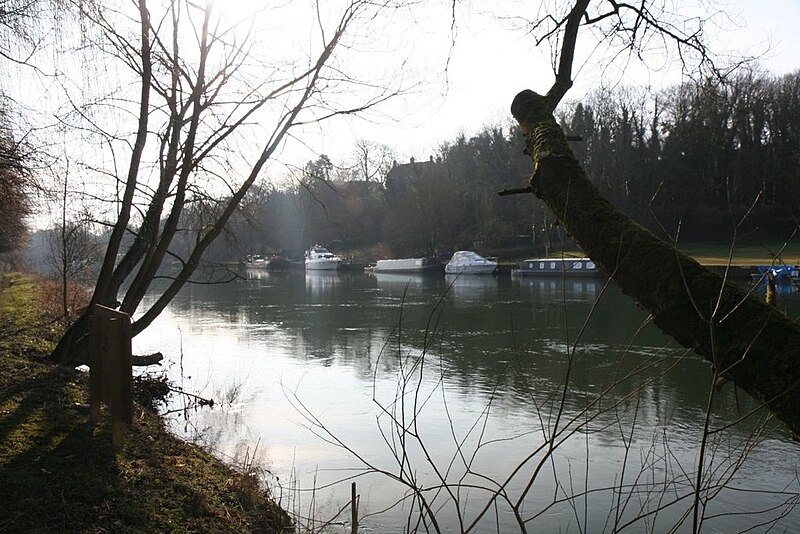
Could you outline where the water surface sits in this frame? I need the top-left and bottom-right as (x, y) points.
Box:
(136, 271), (800, 532)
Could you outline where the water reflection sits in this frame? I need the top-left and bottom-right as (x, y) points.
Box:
(136, 272), (800, 533)
(371, 271), (442, 289)
(444, 273), (499, 307)
(515, 276), (603, 300)
(304, 270), (343, 297)
(243, 268), (272, 280)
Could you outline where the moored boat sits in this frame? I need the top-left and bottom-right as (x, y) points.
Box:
(244, 254), (293, 270)
(304, 245), (342, 270)
(511, 257), (601, 277)
(266, 254), (291, 271)
(371, 257), (442, 273)
(444, 251), (498, 275)
(243, 254), (268, 268)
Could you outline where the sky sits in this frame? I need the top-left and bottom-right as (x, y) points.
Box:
(280, 0), (800, 169)
(9, 0), (800, 214)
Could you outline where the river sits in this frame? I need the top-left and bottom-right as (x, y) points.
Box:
(135, 270), (800, 532)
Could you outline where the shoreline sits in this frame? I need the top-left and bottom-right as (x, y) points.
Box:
(0, 273), (292, 533)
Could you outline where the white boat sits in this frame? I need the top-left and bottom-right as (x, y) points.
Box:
(304, 245), (342, 270)
(243, 254), (268, 268)
(511, 257), (601, 277)
(444, 251), (498, 275)
(372, 257), (442, 273)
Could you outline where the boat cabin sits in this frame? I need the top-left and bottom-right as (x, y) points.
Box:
(512, 257), (601, 277)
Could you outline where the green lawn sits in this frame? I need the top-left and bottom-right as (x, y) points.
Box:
(677, 241), (800, 266)
(510, 241), (800, 267)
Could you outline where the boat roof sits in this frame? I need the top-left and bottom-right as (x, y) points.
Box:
(523, 257), (593, 262)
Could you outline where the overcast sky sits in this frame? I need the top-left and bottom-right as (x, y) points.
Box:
(284, 0), (800, 169)
(12, 0), (799, 194)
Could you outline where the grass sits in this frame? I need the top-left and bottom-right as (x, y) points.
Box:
(492, 242), (800, 269)
(0, 273), (291, 533)
(677, 240), (800, 266)
(497, 240), (800, 267)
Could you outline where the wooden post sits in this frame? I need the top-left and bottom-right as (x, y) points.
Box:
(88, 312), (103, 423)
(351, 481), (359, 534)
(88, 304), (133, 449)
(766, 272), (776, 305)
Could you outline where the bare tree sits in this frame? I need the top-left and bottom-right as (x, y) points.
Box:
(0, 118), (29, 254)
(0, 0), (66, 65)
(350, 139), (396, 184)
(49, 0), (405, 364)
(47, 218), (99, 317)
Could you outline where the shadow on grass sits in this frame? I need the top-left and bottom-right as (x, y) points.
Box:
(0, 357), (293, 533)
(0, 272), (291, 532)
(0, 362), (120, 532)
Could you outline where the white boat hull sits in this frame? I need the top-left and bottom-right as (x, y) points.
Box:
(305, 259), (341, 270)
(445, 264), (497, 275)
(374, 258), (442, 273)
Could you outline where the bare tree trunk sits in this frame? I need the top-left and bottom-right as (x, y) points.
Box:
(50, 0), (373, 366)
(510, 88), (800, 437)
(90, 0), (152, 308)
(60, 171), (68, 318)
(49, 0), (153, 365)
(118, 2), (211, 316)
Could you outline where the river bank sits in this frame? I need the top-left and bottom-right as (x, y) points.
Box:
(0, 273), (291, 533)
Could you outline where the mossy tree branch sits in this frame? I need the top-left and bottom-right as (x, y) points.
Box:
(510, 88), (800, 437)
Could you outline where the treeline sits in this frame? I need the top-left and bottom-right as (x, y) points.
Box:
(0, 112), (30, 257)
(196, 69), (800, 262)
(568, 69), (800, 241)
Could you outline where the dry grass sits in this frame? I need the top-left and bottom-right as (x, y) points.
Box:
(0, 273), (291, 533)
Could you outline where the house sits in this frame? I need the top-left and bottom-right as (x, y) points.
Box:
(385, 156), (447, 193)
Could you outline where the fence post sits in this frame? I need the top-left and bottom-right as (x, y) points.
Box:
(88, 304), (133, 449)
(351, 481), (359, 534)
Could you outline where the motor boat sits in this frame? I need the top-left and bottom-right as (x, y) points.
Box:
(244, 254), (292, 270)
(304, 245), (342, 270)
(265, 255), (292, 271)
(243, 254), (268, 268)
(444, 251), (498, 275)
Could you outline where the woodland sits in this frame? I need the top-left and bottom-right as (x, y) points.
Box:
(209, 69), (800, 261)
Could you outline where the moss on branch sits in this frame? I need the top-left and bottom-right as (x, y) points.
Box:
(511, 89), (800, 438)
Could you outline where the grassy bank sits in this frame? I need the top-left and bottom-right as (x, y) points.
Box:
(493, 241), (800, 267)
(677, 240), (800, 266)
(0, 273), (291, 533)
